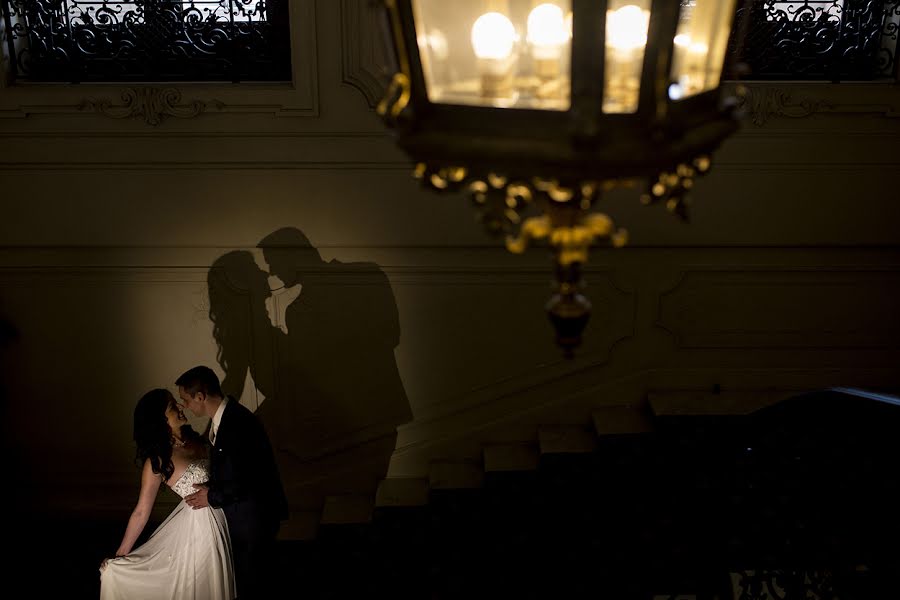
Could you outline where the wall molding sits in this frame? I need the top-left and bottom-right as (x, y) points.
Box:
(730, 82), (900, 127)
(738, 85), (835, 127)
(79, 87), (225, 126)
(341, 0), (391, 108)
(656, 267), (900, 349)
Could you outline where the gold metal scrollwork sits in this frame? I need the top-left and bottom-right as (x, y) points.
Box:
(377, 1), (413, 120)
(503, 183), (531, 224)
(507, 213), (628, 264)
(376, 72), (411, 119)
(505, 184), (532, 207)
(416, 165), (468, 190)
(469, 180), (489, 205)
(533, 178), (575, 203)
(506, 215), (551, 254)
(640, 154), (712, 219)
(488, 173), (508, 189)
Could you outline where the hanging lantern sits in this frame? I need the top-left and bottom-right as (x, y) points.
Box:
(378, 0), (751, 356)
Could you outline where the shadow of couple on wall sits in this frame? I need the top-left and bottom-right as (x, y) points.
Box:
(207, 227), (412, 527)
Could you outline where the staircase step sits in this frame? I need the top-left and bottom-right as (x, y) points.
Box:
(538, 425), (598, 454)
(320, 494), (374, 525)
(375, 477), (430, 507)
(483, 443), (539, 472)
(429, 461), (484, 490)
(649, 390), (785, 416)
(592, 405), (654, 436)
(278, 510), (320, 541)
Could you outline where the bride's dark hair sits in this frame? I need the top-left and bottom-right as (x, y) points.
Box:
(133, 388), (202, 481)
(206, 250), (278, 399)
(207, 251), (273, 375)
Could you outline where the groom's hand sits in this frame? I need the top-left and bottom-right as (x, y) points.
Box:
(185, 484), (210, 509)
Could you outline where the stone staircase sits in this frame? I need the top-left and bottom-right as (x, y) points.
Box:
(266, 388), (900, 599)
(314, 390), (775, 527)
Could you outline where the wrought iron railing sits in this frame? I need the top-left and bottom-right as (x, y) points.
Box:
(2, 1), (897, 84)
(0, 0), (291, 82)
(729, 0), (900, 80)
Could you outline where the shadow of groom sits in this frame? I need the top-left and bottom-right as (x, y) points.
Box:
(207, 228), (412, 537)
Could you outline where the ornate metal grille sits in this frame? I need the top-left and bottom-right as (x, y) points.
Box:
(729, 0), (900, 80)
(1, 0), (291, 82)
(732, 570), (837, 600)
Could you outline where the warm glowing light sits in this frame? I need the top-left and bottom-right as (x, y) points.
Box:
(418, 29), (450, 61)
(689, 41), (709, 56)
(527, 3), (569, 58)
(471, 12), (517, 60)
(674, 33), (691, 47)
(668, 82), (684, 100)
(606, 5), (650, 51)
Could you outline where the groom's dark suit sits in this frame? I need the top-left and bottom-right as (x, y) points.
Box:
(208, 397), (288, 599)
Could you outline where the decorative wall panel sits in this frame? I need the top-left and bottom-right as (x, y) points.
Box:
(341, 0), (391, 107)
(657, 269), (900, 349)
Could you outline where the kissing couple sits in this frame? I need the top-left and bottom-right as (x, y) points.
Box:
(100, 365), (288, 600)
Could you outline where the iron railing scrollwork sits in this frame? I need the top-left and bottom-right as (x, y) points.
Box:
(732, 569), (840, 600)
(3, 0), (897, 84)
(1, 0), (291, 82)
(728, 0), (900, 80)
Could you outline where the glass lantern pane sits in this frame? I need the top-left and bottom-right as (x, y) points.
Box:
(411, 0), (572, 110)
(603, 0), (652, 114)
(668, 0), (739, 101)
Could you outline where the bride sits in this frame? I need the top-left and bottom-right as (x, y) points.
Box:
(100, 388), (235, 599)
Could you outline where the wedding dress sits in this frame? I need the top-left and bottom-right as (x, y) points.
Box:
(100, 460), (236, 600)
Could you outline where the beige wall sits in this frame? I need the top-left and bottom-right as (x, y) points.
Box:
(1, 1), (899, 524)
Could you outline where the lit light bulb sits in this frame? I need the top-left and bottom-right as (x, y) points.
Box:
(682, 40), (709, 94)
(668, 82), (684, 100)
(527, 3), (568, 59)
(603, 4), (650, 114)
(689, 41), (709, 57)
(471, 12), (516, 60)
(673, 33), (691, 48)
(471, 11), (518, 100)
(606, 5), (650, 51)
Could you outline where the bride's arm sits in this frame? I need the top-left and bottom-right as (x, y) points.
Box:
(114, 459), (163, 556)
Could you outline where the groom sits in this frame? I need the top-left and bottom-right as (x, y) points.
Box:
(178, 365), (288, 599)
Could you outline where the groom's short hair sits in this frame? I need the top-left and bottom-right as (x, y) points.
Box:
(175, 365), (224, 398)
(258, 227), (322, 263)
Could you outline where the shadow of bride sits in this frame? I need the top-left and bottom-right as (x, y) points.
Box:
(207, 228), (412, 530)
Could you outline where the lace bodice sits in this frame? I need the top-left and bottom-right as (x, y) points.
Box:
(170, 460), (211, 499)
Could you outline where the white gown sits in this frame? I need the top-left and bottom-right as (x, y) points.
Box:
(100, 460), (236, 600)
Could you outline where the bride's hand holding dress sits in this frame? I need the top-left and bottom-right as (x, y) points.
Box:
(99, 388), (235, 600)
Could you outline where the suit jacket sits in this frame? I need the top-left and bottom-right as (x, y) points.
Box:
(207, 397), (288, 538)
